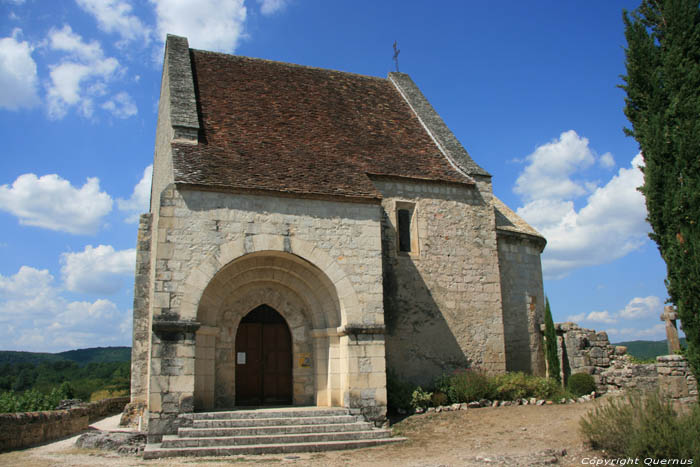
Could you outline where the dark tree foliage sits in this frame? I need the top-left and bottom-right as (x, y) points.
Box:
(544, 297), (561, 384)
(621, 0), (700, 379)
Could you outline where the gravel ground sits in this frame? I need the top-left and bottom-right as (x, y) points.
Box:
(0, 399), (606, 466)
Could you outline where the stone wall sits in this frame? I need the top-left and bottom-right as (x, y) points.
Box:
(497, 231), (545, 375)
(144, 185), (388, 440)
(554, 322), (697, 403)
(0, 397), (129, 452)
(656, 355), (698, 404)
(376, 177), (506, 386)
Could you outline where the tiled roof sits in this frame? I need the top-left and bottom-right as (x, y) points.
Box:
(171, 50), (475, 200)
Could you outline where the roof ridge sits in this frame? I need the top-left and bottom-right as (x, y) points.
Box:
(190, 49), (388, 82)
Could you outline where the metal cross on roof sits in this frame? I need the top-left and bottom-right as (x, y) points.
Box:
(393, 41), (400, 73)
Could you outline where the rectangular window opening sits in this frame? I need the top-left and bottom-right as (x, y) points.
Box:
(398, 209), (412, 252)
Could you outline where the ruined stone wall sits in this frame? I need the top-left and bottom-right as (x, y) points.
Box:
(656, 355), (698, 404)
(556, 322), (646, 393)
(497, 231), (545, 375)
(376, 177), (506, 386)
(556, 323), (698, 403)
(0, 397), (128, 452)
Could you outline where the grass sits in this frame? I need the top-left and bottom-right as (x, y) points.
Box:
(580, 391), (700, 460)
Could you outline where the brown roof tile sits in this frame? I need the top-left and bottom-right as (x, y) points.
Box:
(172, 50), (474, 200)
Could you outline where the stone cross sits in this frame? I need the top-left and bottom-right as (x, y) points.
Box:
(660, 305), (681, 354)
(393, 41), (400, 73)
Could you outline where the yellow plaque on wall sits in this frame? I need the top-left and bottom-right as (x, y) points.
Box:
(298, 353), (312, 368)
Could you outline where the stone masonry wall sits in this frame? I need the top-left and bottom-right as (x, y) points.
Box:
(0, 397), (129, 452)
(556, 323), (697, 403)
(376, 177), (506, 386)
(154, 186), (384, 327)
(497, 231), (545, 375)
(555, 322), (656, 393)
(656, 355), (698, 404)
(146, 185), (386, 438)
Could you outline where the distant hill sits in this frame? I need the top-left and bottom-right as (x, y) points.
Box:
(613, 338), (687, 361)
(0, 346), (131, 366)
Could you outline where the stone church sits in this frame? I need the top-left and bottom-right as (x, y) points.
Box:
(130, 35), (546, 441)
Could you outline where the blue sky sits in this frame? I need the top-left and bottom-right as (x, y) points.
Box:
(0, 0), (673, 352)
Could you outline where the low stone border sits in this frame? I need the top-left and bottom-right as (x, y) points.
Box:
(409, 392), (598, 414)
(0, 396), (129, 452)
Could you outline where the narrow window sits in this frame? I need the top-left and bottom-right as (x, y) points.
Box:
(397, 209), (412, 252)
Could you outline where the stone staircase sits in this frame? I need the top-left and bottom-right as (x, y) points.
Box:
(143, 407), (404, 459)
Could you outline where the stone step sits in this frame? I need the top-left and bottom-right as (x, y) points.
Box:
(161, 429), (393, 448)
(179, 421), (374, 437)
(188, 407), (350, 420)
(143, 437), (406, 459)
(192, 415), (359, 429)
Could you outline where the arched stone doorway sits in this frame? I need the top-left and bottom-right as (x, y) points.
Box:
(192, 249), (346, 410)
(235, 305), (292, 406)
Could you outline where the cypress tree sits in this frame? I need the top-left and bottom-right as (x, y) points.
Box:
(621, 0), (700, 379)
(544, 297), (561, 384)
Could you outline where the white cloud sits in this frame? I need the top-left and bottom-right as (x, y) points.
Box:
(586, 310), (617, 324)
(0, 266), (131, 352)
(0, 266), (57, 316)
(49, 24), (104, 61)
(618, 295), (662, 319)
(257, 0), (289, 15)
(102, 91), (137, 118)
(566, 312), (586, 322)
(0, 173), (113, 234)
(46, 25), (124, 119)
(566, 310), (617, 324)
(514, 130), (597, 202)
(515, 131), (649, 279)
(76, 0), (151, 44)
(0, 29), (40, 110)
(117, 164), (152, 222)
(61, 245), (136, 295)
(151, 0), (247, 53)
(599, 153), (615, 169)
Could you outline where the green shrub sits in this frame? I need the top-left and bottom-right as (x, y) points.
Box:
(447, 369), (493, 403)
(410, 387), (432, 409)
(567, 372), (596, 397)
(431, 391), (448, 407)
(580, 391), (700, 459)
(532, 376), (562, 400)
(0, 383), (75, 413)
(492, 372), (530, 400)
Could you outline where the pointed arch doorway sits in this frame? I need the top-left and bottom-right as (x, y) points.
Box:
(235, 305), (293, 406)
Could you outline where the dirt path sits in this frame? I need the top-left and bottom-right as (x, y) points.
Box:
(0, 400), (604, 466)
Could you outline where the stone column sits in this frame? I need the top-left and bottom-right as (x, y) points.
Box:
(147, 320), (199, 443)
(130, 213), (152, 402)
(341, 325), (387, 426)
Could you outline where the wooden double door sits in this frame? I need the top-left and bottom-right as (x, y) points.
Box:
(235, 305), (292, 406)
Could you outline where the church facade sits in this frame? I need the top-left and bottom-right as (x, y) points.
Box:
(130, 35), (546, 441)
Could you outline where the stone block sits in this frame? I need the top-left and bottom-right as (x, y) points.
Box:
(153, 292), (170, 309)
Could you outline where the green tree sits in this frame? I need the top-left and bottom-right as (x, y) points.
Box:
(621, 0), (700, 379)
(544, 297), (561, 384)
